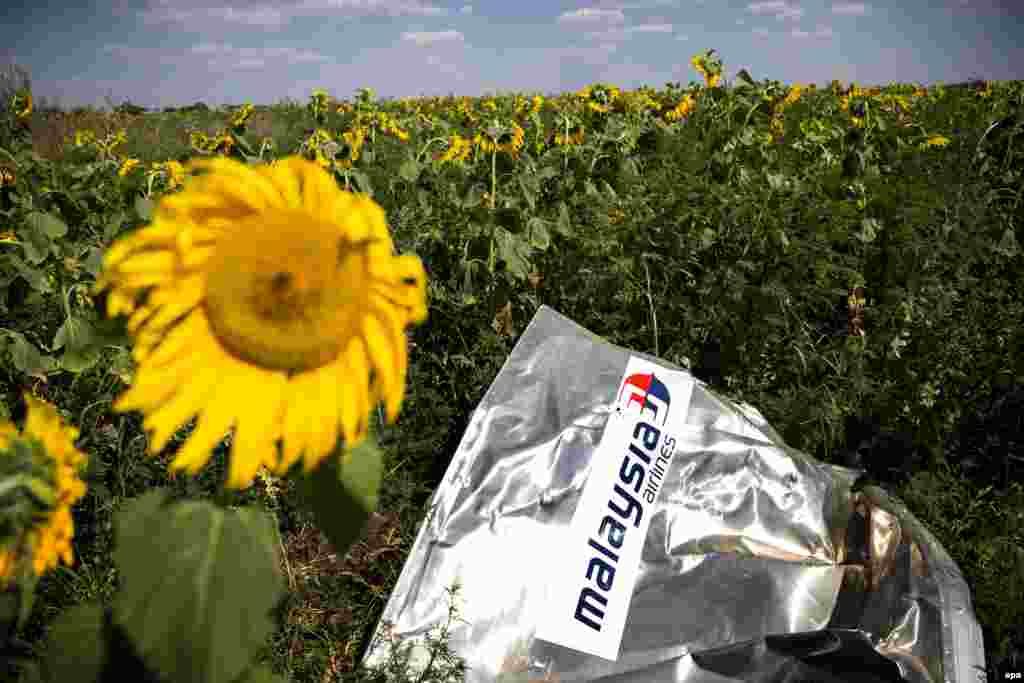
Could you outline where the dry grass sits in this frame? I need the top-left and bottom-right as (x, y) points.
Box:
(26, 109), (146, 162)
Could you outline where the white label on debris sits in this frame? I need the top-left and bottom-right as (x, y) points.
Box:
(536, 356), (694, 661)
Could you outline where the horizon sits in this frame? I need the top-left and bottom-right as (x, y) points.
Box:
(2, 0), (1022, 112)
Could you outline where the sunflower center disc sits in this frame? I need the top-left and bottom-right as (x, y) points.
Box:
(203, 210), (364, 373)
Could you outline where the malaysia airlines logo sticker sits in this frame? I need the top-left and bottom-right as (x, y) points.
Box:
(536, 356), (695, 662)
(617, 372), (672, 425)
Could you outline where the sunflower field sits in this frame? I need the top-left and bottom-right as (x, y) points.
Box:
(0, 50), (1023, 682)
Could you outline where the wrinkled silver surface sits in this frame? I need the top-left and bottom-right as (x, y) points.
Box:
(362, 305), (987, 682)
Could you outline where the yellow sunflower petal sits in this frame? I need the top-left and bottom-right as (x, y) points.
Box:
(167, 376), (241, 476)
(102, 225), (181, 270)
(229, 371), (287, 488)
(142, 362), (222, 454)
(304, 364), (341, 473)
(144, 273), (205, 310)
(352, 194), (392, 244)
(385, 328), (409, 423)
(133, 303), (206, 367)
(361, 312), (399, 412)
(280, 371), (321, 473)
(338, 338), (370, 447)
(108, 251), (178, 278)
(373, 254), (427, 321)
(158, 192), (255, 227)
(191, 167), (285, 213)
(104, 290), (138, 316)
(365, 304), (406, 418)
(264, 160), (303, 209)
(103, 263), (180, 291)
(115, 332), (210, 412)
(128, 286), (202, 342)
(126, 304), (158, 336)
(299, 159), (343, 218)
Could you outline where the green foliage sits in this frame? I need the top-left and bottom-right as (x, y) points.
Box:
(295, 438), (383, 560)
(38, 602), (106, 682)
(112, 490), (284, 683)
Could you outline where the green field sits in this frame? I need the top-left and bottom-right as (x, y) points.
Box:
(1, 61), (1022, 682)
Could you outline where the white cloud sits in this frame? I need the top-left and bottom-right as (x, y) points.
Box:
(584, 22), (673, 41)
(188, 43), (329, 66)
(460, 4), (472, 13)
(102, 43), (142, 57)
(101, 43), (184, 65)
(630, 23), (673, 33)
(832, 2), (868, 15)
(747, 1), (804, 20)
(207, 6), (285, 24)
(293, 0), (447, 16)
(792, 24), (834, 38)
(544, 44), (618, 66)
(425, 54), (466, 79)
(557, 8), (626, 24)
(142, 3), (288, 26)
(616, 0), (681, 8)
(400, 30), (465, 47)
(259, 47), (330, 63)
(190, 42), (231, 55)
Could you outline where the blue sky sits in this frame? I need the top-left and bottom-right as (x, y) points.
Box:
(2, 0), (1022, 111)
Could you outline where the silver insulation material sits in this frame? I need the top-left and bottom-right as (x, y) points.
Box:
(362, 305), (987, 682)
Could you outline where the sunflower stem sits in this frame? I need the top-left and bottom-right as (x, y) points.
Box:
(489, 150), (497, 274)
(489, 150), (497, 211)
(416, 137), (449, 164)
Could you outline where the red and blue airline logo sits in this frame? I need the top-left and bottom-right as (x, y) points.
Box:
(616, 372), (672, 426)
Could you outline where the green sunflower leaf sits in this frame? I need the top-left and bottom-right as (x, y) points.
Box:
(112, 489), (284, 683)
(39, 602), (106, 683)
(399, 159), (421, 183)
(83, 247), (105, 278)
(133, 197), (154, 222)
(296, 438), (383, 558)
(103, 211), (126, 243)
(348, 169), (374, 197)
(555, 201), (573, 237)
(5, 253), (52, 292)
(1, 330), (58, 377)
(526, 217), (551, 250)
(235, 665), (289, 683)
(517, 173), (538, 211)
(494, 228), (532, 280)
(28, 210), (68, 240)
(19, 211), (66, 265)
(53, 314), (103, 374)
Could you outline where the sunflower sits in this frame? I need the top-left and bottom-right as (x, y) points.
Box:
(11, 91), (32, 119)
(473, 122), (525, 156)
(230, 103), (255, 129)
(922, 135), (951, 149)
(118, 158), (142, 177)
(552, 124), (585, 147)
(71, 129), (97, 148)
(162, 160), (186, 189)
(438, 134), (473, 163)
(94, 156), (428, 489)
(0, 395), (88, 587)
(665, 94), (696, 122)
